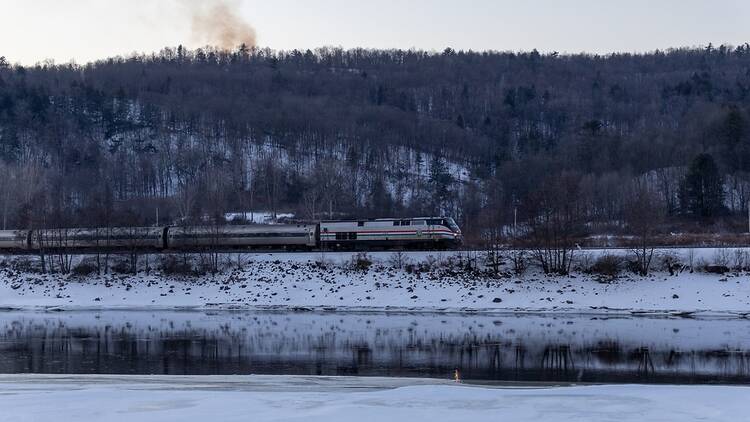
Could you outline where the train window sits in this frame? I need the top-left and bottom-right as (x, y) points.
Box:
(400, 220), (410, 226)
(348, 232), (357, 240)
(393, 221), (400, 226)
(427, 219), (443, 226)
(413, 220), (426, 226)
(358, 221), (365, 227)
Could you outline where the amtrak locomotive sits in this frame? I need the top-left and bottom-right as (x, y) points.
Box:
(0, 217), (462, 252)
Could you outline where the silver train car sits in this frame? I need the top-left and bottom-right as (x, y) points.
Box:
(167, 224), (317, 249)
(0, 230), (31, 250)
(30, 227), (165, 250)
(0, 217), (460, 252)
(320, 217), (462, 249)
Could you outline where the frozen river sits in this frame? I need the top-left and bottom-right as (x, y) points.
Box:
(1, 310), (749, 384)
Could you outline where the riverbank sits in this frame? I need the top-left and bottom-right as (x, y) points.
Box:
(0, 374), (745, 422)
(1, 250), (749, 316)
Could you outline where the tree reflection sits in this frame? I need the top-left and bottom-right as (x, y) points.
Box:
(0, 313), (748, 384)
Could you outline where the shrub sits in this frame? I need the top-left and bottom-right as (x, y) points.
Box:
(658, 252), (684, 275)
(388, 251), (410, 269)
(424, 255), (438, 270)
(313, 259), (329, 270)
(484, 248), (503, 274)
(686, 248), (696, 272)
(575, 252), (594, 273)
(71, 259), (98, 277)
(109, 258), (133, 274)
(590, 254), (623, 279)
(712, 248), (731, 268)
(731, 248), (749, 271)
(195, 254), (220, 275)
(704, 264), (729, 274)
(9, 257), (39, 273)
(694, 257), (709, 273)
(510, 249), (527, 275)
(159, 254), (195, 275)
(625, 258), (643, 275)
(351, 252), (373, 272)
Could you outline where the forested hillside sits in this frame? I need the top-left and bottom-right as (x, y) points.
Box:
(2, 44), (750, 243)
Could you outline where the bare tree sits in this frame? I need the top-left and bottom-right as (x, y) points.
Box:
(483, 226), (504, 274)
(526, 172), (586, 275)
(53, 228), (74, 274)
(625, 183), (664, 276)
(204, 219), (224, 274)
(125, 226), (142, 274)
(302, 189), (320, 220)
(388, 251), (410, 269)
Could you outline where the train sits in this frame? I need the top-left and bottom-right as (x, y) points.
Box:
(0, 217), (463, 252)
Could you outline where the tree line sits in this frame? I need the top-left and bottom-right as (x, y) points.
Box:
(1, 44), (750, 251)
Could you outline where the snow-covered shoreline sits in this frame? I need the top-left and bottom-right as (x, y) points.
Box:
(1, 250), (749, 317)
(0, 374), (746, 422)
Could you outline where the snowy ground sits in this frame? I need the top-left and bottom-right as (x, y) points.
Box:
(0, 374), (745, 422)
(1, 249), (749, 316)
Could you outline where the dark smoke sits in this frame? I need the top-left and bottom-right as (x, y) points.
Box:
(182, 0), (256, 50)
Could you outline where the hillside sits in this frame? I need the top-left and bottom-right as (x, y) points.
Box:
(1, 45), (750, 242)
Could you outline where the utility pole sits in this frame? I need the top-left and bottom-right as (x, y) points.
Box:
(2, 173), (12, 230)
(512, 194), (519, 240)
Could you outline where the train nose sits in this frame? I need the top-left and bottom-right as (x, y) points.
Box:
(454, 233), (464, 245)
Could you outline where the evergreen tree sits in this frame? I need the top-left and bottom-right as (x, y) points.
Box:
(680, 153), (725, 218)
(369, 175), (392, 215)
(429, 154), (453, 214)
(456, 114), (465, 129)
(719, 107), (749, 172)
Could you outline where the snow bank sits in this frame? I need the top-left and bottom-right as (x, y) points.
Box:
(1, 249), (749, 315)
(0, 374), (745, 422)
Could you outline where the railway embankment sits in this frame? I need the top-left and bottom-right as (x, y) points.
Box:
(0, 249), (749, 316)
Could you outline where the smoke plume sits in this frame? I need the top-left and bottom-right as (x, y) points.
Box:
(182, 0), (256, 50)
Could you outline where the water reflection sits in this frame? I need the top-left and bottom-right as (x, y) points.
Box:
(0, 311), (749, 384)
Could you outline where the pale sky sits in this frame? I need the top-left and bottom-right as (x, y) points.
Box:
(1, 0), (749, 65)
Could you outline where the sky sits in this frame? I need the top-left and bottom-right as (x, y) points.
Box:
(1, 0), (749, 65)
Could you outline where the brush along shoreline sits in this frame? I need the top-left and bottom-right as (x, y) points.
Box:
(1, 249), (749, 316)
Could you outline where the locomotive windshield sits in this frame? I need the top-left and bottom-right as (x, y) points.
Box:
(445, 218), (461, 233)
(426, 218), (461, 233)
